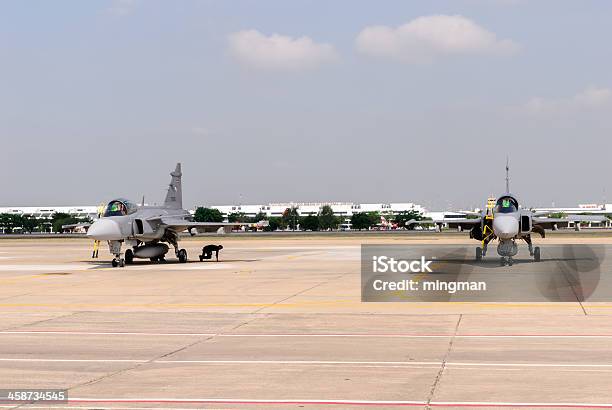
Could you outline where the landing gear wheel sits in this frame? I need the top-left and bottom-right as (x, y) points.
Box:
(508, 257), (514, 266)
(476, 247), (482, 261)
(125, 249), (134, 265)
(159, 256), (166, 263)
(178, 249), (187, 263)
(534, 246), (541, 262)
(199, 255), (204, 262)
(112, 258), (125, 267)
(500, 257), (506, 266)
(150, 257), (158, 262)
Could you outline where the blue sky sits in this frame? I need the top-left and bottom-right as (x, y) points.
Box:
(1, 0), (611, 209)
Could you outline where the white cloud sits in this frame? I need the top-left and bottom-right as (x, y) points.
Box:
(228, 30), (338, 71)
(355, 15), (519, 63)
(524, 87), (612, 114)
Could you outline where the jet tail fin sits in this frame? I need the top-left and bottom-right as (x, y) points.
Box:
(505, 156), (510, 193)
(164, 163), (183, 209)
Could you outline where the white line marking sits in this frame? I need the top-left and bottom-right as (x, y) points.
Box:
(0, 358), (144, 363)
(0, 264), (86, 271)
(447, 362), (612, 368)
(0, 331), (218, 337)
(154, 359), (440, 366)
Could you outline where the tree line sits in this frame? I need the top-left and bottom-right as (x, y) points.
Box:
(0, 213), (90, 234)
(193, 206), (426, 231)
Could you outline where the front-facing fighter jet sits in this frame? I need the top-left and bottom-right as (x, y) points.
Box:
(86, 163), (243, 267)
(409, 161), (605, 266)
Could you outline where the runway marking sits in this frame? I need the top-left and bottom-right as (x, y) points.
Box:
(0, 301), (599, 309)
(0, 263), (233, 273)
(3, 398), (612, 408)
(6, 330), (612, 338)
(0, 358), (144, 363)
(3, 357), (612, 368)
(0, 407), (231, 410)
(0, 264), (88, 271)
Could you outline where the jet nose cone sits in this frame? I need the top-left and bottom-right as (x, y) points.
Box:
(493, 215), (519, 239)
(87, 219), (122, 240)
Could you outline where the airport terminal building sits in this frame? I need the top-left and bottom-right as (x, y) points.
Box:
(0, 206), (99, 220)
(1, 202), (611, 231)
(209, 202), (432, 219)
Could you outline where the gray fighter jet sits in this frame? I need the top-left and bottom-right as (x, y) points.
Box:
(409, 162), (605, 266)
(86, 163), (243, 267)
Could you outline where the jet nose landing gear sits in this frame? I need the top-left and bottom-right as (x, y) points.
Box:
(108, 240), (125, 268)
(111, 258), (125, 268)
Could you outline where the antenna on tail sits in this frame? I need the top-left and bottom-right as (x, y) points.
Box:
(505, 156), (510, 193)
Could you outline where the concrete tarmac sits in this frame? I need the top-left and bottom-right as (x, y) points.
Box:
(2, 234), (612, 409)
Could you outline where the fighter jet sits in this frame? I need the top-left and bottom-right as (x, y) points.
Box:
(408, 161), (605, 266)
(86, 163), (243, 267)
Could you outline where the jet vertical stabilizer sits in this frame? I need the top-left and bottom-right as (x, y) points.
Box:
(164, 163), (183, 209)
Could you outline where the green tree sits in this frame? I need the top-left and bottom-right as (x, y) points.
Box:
(194, 207), (224, 222)
(367, 212), (381, 228)
(21, 215), (41, 233)
(51, 212), (71, 233)
(51, 212), (89, 233)
(350, 212), (371, 231)
(300, 215), (319, 231)
(228, 212), (252, 223)
(393, 210), (423, 229)
(318, 205), (340, 230)
(254, 211), (268, 221)
(282, 207), (300, 231)
(264, 217), (282, 232)
(0, 213), (24, 233)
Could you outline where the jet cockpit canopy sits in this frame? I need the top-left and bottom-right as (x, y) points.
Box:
(103, 198), (138, 217)
(495, 195), (519, 214)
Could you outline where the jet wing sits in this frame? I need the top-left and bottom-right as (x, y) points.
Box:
(61, 222), (91, 230)
(157, 217), (246, 233)
(532, 214), (607, 230)
(406, 218), (482, 230)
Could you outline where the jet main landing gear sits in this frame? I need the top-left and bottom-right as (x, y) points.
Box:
(163, 231), (188, 263)
(124, 249), (134, 265)
(178, 249), (188, 263)
(533, 246), (541, 262)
